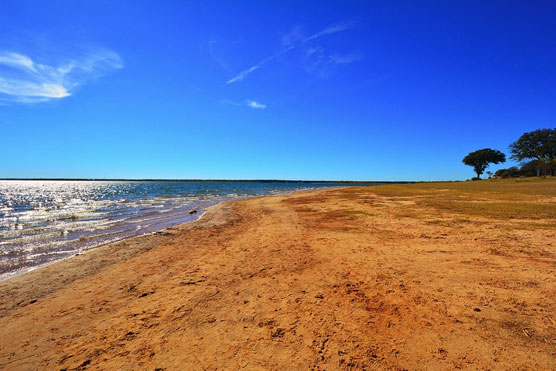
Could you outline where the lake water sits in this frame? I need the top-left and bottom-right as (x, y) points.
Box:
(0, 180), (352, 280)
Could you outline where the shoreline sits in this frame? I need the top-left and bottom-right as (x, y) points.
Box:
(1, 181), (554, 369)
(0, 199), (216, 283)
(0, 196), (238, 319)
(0, 186), (339, 283)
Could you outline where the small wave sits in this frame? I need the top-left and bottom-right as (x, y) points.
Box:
(0, 180), (343, 280)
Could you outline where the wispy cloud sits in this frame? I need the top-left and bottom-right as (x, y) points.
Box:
(304, 21), (356, 42)
(226, 20), (356, 84)
(208, 40), (232, 72)
(246, 99), (266, 109)
(329, 53), (364, 65)
(226, 65), (260, 84)
(220, 98), (267, 109)
(0, 50), (123, 103)
(219, 98), (242, 106)
(281, 25), (304, 47)
(304, 50), (363, 79)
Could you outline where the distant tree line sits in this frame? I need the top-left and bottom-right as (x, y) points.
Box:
(462, 128), (556, 179)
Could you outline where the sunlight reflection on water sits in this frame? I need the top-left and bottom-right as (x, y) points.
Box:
(0, 180), (341, 280)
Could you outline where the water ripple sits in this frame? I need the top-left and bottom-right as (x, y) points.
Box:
(0, 180), (341, 280)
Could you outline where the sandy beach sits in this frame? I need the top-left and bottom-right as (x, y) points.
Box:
(1, 180), (555, 370)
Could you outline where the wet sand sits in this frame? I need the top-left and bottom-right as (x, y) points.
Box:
(1, 184), (555, 370)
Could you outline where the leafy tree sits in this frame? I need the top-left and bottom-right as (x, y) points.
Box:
(550, 158), (556, 176)
(495, 167), (520, 178)
(520, 160), (543, 177)
(509, 128), (556, 176)
(494, 159), (556, 178)
(462, 148), (506, 179)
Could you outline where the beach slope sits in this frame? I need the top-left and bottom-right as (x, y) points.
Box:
(1, 179), (555, 370)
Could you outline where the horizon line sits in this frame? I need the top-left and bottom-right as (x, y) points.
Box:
(0, 178), (414, 184)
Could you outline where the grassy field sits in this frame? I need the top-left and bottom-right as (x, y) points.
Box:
(340, 177), (556, 220)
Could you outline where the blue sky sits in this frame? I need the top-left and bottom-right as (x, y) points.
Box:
(1, 1), (555, 181)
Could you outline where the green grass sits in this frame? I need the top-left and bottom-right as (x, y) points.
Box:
(337, 178), (556, 220)
(369, 177), (556, 198)
(420, 199), (556, 219)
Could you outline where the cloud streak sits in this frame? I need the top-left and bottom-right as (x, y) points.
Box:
(220, 98), (267, 109)
(0, 50), (123, 103)
(225, 20), (355, 84)
(245, 99), (266, 109)
(304, 21), (356, 43)
(303, 50), (364, 79)
(226, 65), (260, 84)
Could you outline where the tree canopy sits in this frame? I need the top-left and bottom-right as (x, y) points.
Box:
(509, 128), (556, 161)
(509, 129), (556, 176)
(462, 148), (506, 179)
